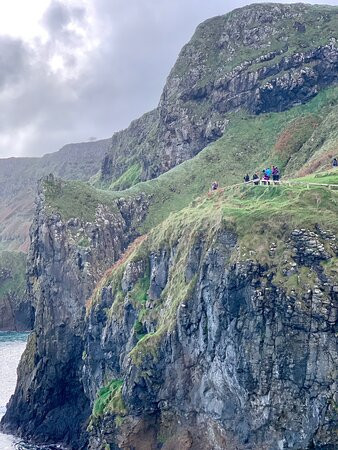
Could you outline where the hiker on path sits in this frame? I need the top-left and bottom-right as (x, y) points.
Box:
(272, 166), (280, 183)
(253, 173), (260, 185)
(211, 181), (219, 191)
(244, 174), (250, 183)
(262, 173), (270, 185)
(333, 157), (338, 167)
(265, 167), (272, 178)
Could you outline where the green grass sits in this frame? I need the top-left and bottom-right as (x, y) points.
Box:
(44, 178), (119, 222)
(124, 87), (338, 232)
(129, 270), (150, 305)
(43, 86), (338, 228)
(92, 379), (126, 418)
(0, 251), (26, 298)
(293, 169), (338, 185)
(110, 163), (141, 191)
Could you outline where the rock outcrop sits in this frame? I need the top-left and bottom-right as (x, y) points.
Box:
(83, 220), (337, 450)
(100, 3), (338, 185)
(0, 252), (34, 331)
(1, 175), (150, 447)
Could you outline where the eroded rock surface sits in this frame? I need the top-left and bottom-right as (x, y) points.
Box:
(101, 3), (338, 184)
(85, 227), (337, 449)
(1, 176), (149, 448)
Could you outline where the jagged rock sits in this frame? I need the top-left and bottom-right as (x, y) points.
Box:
(0, 177), (150, 448)
(100, 3), (338, 185)
(85, 228), (337, 449)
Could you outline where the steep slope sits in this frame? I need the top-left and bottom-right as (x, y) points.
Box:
(45, 86), (338, 232)
(0, 251), (34, 331)
(99, 3), (338, 187)
(1, 3), (338, 449)
(84, 178), (337, 449)
(3, 170), (337, 449)
(0, 138), (111, 252)
(2, 85), (338, 447)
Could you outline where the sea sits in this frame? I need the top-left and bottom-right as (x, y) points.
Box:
(0, 332), (63, 450)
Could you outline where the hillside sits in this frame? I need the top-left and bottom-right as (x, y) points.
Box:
(1, 3), (338, 449)
(0, 138), (111, 252)
(44, 86), (338, 232)
(97, 2), (337, 188)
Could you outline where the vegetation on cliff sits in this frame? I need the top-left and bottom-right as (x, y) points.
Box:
(3, 3), (338, 449)
(44, 86), (338, 229)
(86, 170), (337, 447)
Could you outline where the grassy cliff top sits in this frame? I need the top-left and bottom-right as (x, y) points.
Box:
(44, 86), (338, 229)
(171, 3), (338, 88)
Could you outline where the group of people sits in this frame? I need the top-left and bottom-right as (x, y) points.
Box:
(211, 165), (281, 191)
(211, 159), (337, 192)
(244, 166), (281, 185)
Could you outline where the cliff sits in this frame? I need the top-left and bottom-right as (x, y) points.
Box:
(1, 3), (338, 450)
(84, 180), (337, 449)
(98, 3), (338, 187)
(2, 170), (337, 449)
(0, 138), (111, 252)
(1, 174), (149, 446)
(0, 251), (34, 331)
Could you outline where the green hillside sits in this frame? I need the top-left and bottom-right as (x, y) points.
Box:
(44, 86), (338, 232)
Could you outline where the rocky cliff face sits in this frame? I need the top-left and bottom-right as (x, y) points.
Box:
(0, 138), (111, 252)
(100, 3), (338, 185)
(1, 4), (338, 450)
(2, 176), (337, 449)
(0, 252), (34, 331)
(83, 218), (337, 450)
(1, 175), (150, 447)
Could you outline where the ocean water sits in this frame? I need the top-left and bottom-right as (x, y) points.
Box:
(0, 332), (65, 450)
(0, 331), (28, 450)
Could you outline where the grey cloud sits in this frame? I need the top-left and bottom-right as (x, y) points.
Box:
(42, 0), (86, 36)
(0, 36), (30, 89)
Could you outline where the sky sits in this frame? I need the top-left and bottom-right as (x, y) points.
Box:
(0, 0), (337, 158)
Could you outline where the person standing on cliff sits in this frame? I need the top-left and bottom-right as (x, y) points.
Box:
(253, 173), (260, 185)
(211, 181), (219, 191)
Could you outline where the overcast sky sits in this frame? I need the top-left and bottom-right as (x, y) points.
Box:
(0, 0), (337, 158)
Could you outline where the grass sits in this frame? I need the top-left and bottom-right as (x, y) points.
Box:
(44, 178), (119, 222)
(92, 379), (126, 418)
(293, 169), (338, 186)
(43, 86), (338, 228)
(110, 163), (141, 191)
(128, 87), (338, 232)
